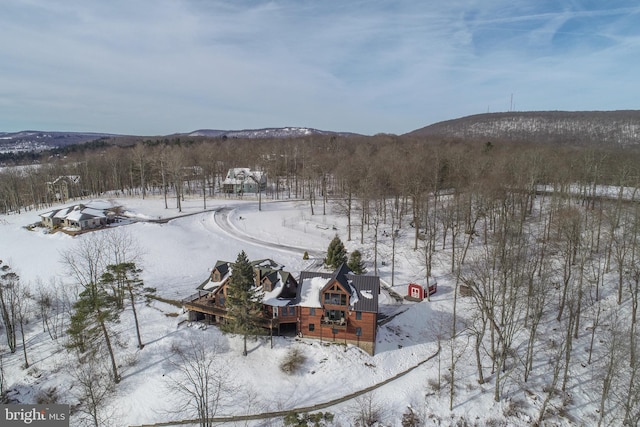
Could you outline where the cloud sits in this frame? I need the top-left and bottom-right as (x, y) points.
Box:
(0, 0), (639, 135)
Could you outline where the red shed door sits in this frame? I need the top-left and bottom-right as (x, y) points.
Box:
(410, 285), (422, 299)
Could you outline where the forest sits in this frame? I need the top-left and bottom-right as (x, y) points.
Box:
(3, 134), (640, 425)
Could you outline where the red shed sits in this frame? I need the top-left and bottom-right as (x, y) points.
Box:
(407, 281), (437, 301)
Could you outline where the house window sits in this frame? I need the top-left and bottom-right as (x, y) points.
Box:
(273, 307), (278, 318)
(289, 306), (296, 316)
(325, 310), (345, 322)
(218, 296), (225, 306)
(309, 324), (315, 332)
(356, 311), (362, 320)
(356, 327), (362, 337)
(310, 308), (315, 316)
(324, 293), (346, 306)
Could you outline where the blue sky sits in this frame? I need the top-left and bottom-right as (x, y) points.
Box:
(1, 1), (639, 135)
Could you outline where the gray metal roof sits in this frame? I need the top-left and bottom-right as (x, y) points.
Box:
(295, 265), (380, 313)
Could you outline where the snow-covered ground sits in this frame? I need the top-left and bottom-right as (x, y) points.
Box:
(0, 193), (616, 426)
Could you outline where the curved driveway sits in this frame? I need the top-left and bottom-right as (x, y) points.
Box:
(214, 205), (325, 261)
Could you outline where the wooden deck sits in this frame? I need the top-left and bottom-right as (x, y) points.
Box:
(183, 296), (280, 328)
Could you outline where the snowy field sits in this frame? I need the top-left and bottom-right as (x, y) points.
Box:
(0, 193), (613, 426)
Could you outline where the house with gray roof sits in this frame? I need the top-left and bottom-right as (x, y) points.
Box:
(183, 260), (380, 354)
(296, 263), (380, 355)
(221, 168), (266, 194)
(184, 258), (299, 334)
(39, 200), (116, 231)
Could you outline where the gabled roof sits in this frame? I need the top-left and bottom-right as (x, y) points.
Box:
(295, 264), (380, 313)
(214, 260), (230, 277)
(39, 210), (59, 219)
(262, 271), (293, 307)
(222, 168), (265, 185)
(197, 260), (231, 292)
(196, 259), (296, 305)
(39, 201), (115, 225)
(325, 263), (352, 292)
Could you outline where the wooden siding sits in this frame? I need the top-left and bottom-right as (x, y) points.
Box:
(298, 307), (376, 354)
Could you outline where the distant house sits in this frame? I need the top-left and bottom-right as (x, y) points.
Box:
(296, 264), (380, 355)
(39, 200), (116, 231)
(183, 258), (299, 334)
(407, 281), (437, 301)
(183, 261), (381, 354)
(46, 175), (80, 202)
(221, 168), (266, 194)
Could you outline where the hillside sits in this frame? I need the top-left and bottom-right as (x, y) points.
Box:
(407, 110), (640, 146)
(185, 127), (359, 139)
(0, 127), (359, 155)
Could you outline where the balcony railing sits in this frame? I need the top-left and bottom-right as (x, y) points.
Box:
(321, 318), (347, 329)
(183, 296), (280, 327)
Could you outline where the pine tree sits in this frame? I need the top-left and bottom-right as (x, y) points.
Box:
(68, 283), (121, 382)
(324, 236), (347, 269)
(101, 262), (145, 349)
(348, 250), (365, 274)
(223, 251), (263, 356)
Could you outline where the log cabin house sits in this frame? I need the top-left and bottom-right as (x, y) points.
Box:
(183, 258), (300, 334)
(183, 260), (380, 355)
(295, 264), (380, 355)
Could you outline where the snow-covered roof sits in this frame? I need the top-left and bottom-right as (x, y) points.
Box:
(223, 168), (264, 185)
(79, 207), (106, 218)
(53, 207), (73, 219)
(360, 290), (373, 299)
(349, 283), (359, 307)
(262, 272), (294, 307)
(297, 276), (330, 308)
(39, 210), (58, 219)
(201, 272), (229, 291)
(66, 209), (98, 222)
(40, 202), (113, 228)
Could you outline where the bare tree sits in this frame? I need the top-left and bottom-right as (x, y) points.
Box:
(166, 338), (232, 427)
(352, 392), (384, 427)
(35, 276), (75, 342)
(15, 282), (32, 368)
(70, 355), (116, 427)
(598, 308), (624, 427)
(0, 260), (19, 353)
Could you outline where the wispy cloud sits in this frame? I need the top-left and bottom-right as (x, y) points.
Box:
(0, 0), (639, 134)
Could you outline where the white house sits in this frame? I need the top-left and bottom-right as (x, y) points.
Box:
(39, 200), (116, 231)
(221, 168), (266, 194)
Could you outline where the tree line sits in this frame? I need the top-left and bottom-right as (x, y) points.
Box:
(3, 134), (640, 424)
(1, 134), (639, 217)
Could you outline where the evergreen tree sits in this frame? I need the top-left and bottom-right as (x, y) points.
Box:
(223, 251), (263, 356)
(347, 250), (366, 274)
(68, 283), (121, 382)
(101, 262), (145, 349)
(324, 236), (348, 269)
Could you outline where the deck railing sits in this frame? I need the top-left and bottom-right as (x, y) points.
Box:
(321, 318), (347, 329)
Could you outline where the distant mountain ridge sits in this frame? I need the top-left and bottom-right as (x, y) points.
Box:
(0, 127), (359, 154)
(0, 130), (116, 153)
(185, 127), (358, 139)
(407, 110), (640, 146)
